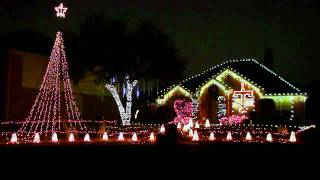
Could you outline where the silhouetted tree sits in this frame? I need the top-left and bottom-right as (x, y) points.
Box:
(65, 15), (187, 88)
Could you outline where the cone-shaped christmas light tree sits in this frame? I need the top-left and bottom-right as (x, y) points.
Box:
(18, 31), (86, 140)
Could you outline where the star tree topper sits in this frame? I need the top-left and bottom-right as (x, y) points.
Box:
(55, 3), (68, 18)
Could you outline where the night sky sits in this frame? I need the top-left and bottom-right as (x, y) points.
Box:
(1, 0), (319, 86)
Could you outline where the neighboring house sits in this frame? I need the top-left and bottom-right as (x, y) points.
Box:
(156, 59), (308, 125)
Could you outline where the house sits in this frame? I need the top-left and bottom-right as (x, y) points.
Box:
(156, 59), (308, 125)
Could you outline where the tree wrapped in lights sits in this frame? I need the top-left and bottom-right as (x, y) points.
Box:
(18, 31), (86, 140)
(106, 75), (137, 126)
(173, 99), (193, 124)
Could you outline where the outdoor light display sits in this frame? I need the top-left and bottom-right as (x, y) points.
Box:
(232, 83), (255, 114)
(205, 119), (211, 128)
(55, 3), (68, 18)
(33, 133), (40, 143)
(289, 131), (296, 142)
(84, 133), (91, 142)
(149, 132), (155, 142)
(209, 132), (215, 141)
(118, 132), (124, 141)
(173, 99), (192, 124)
(52, 132), (58, 143)
(132, 133), (138, 142)
(245, 132), (252, 141)
(102, 132), (109, 141)
(217, 96), (227, 119)
(160, 124), (166, 134)
(266, 133), (273, 142)
(219, 115), (248, 125)
(192, 130), (199, 141)
(188, 129), (193, 137)
(10, 133), (18, 144)
(106, 75), (137, 126)
(17, 31), (86, 141)
(226, 132), (232, 141)
(69, 133), (75, 142)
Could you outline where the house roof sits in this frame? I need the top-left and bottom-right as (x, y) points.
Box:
(158, 59), (306, 98)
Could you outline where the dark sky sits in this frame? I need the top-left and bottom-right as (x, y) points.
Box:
(1, 0), (319, 85)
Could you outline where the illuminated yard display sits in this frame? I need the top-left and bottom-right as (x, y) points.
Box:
(232, 82), (255, 114)
(55, 3), (68, 18)
(106, 75), (137, 126)
(17, 31), (86, 141)
(173, 99), (193, 124)
(156, 59), (308, 124)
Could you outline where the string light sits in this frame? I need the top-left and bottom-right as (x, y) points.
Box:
(182, 124), (188, 132)
(55, 3), (68, 18)
(217, 96), (227, 119)
(173, 99), (192, 124)
(52, 132), (58, 143)
(84, 133), (91, 142)
(232, 83), (255, 114)
(17, 31), (86, 140)
(106, 75), (137, 126)
(102, 132), (109, 141)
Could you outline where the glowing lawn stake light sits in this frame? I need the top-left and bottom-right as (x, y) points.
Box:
(182, 125), (188, 132)
(205, 119), (211, 128)
(52, 132), (58, 143)
(33, 133), (40, 143)
(84, 133), (90, 142)
(69, 133), (75, 142)
(266, 133), (273, 142)
(132, 133), (138, 142)
(209, 132), (215, 141)
(195, 121), (200, 129)
(149, 132), (155, 142)
(289, 131), (296, 143)
(118, 132), (124, 141)
(227, 132), (232, 141)
(10, 133), (18, 143)
(192, 130), (199, 141)
(188, 129), (194, 137)
(177, 122), (182, 129)
(102, 132), (109, 141)
(160, 124), (165, 134)
(245, 132), (252, 141)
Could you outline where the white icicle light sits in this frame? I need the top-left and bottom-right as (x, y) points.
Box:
(149, 132), (155, 142)
(289, 131), (296, 143)
(10, 133), (18, 143)
(160, 124), (165, 134)
(205, 119), (211, 128)
(209, 132), (215, 141)
(189, 129), (194, 137)
(132, 133), (138, 142)
(106, 75), (137, 126)
(33, 133), (40, 143)
(192, 130), (199, 141)
(227, 132), (232, 141)
(266, 133), (273, 142)
(188, 119), (193, 128)
(118, 132), (124, 141)
(102, 132), (109, 141)
(52, 132), (58, 143)
(69, 133), (75, 142)
(245, 132), (252, 141)
(84, 133), (90, 142)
